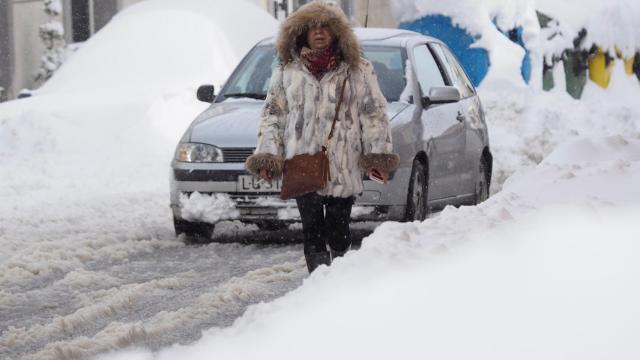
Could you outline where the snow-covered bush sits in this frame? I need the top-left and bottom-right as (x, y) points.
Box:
(34, 0), (67, 85)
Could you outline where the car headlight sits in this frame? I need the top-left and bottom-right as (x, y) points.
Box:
(175, 143), (224, 162)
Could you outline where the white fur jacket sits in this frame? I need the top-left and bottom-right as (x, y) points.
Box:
(246, 58), (400, 198)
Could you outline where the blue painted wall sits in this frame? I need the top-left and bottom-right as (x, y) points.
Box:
(399, 15), (490, 86)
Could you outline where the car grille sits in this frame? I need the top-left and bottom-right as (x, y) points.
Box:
(221, 147), (255, 163)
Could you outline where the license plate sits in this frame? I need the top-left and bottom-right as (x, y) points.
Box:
(237, 175), (282, 192)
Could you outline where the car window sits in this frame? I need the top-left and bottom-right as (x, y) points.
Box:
(430, 43), (475, 98)
(428, 44), (454, 85)
(222, 47), (279, 99)
(412, 44), (446, 97)
(362, 46), (407, 102)
(219, 45), (407, 103)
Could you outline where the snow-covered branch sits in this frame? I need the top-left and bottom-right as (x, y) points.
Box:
(34, 0), (67, 85)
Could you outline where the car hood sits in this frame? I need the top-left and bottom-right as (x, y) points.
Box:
(189, 99), (409, 148)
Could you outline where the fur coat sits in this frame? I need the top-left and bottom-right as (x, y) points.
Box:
(246, 1), (399, 198)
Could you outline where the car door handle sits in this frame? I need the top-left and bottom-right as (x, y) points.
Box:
(456, 112), (466, 122)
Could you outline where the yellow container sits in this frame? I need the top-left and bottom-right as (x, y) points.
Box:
(589, 48), (614, 88)
(624, 57), (634, 75)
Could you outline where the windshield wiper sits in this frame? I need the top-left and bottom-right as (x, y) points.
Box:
(223, 93), (266, 100)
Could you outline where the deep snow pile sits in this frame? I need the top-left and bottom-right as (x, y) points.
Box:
(485, 60), (640, 191)
(0, 0), (277, 269)
(38, 0), (276, 95)
(102, 131), (640, 360)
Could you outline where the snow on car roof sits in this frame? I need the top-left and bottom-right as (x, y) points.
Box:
(258, 27), (426, 47)
(354, 28), (420, 41)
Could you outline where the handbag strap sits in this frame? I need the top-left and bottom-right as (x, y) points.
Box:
(327, 73), (349, 142)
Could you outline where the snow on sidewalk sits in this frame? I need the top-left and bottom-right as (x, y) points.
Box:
(483, 61), (640, 192)
(102, 132), (640, 360)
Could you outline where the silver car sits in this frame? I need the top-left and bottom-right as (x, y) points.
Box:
(170, 28), (492, 240)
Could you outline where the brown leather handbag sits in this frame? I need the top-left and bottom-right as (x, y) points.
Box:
(280, 74), (349, 200)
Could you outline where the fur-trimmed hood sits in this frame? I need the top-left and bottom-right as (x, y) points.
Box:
(276, 1), (361, 68)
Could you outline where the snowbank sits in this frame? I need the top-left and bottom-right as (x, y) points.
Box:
(39, 0), (277, 95)
(482, 60), (640, 191)
(0, 0), (277, 216)
(102, 132), (640, 359)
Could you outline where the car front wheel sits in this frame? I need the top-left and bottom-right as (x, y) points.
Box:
(173, 216), (215, 243)
(404, 158), (429, 221)
(474, 158), (490, 205)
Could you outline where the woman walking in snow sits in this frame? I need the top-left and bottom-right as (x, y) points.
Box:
(246, 1), (399, 273)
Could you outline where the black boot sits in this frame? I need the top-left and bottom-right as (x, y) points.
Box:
(305, 251), (331, 273)
(330, 246), (349, 260)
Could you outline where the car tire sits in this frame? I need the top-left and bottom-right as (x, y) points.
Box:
(404, 158), (429, 221)
(256, 221), (288, 231)
(474, 158), (490, 205)
(173, 216), (215, 243)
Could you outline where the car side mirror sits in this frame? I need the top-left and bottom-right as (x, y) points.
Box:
(421, 86), (461, 108)
(197, 85), (216, 103)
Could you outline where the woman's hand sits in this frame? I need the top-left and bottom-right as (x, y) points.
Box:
(367, 168), (389, 184)
(259, 168), (273, 182)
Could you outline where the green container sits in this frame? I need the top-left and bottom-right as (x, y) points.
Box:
(563, 50), (588, 99)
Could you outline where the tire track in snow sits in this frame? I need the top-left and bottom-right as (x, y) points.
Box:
(0, 189), (307, 359)
(0, 271), (195, 356)
(3, 260), (305, 360)
(0, 192), (181, 290)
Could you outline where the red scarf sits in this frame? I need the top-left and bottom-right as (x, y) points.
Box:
(300, 46), (340, 80)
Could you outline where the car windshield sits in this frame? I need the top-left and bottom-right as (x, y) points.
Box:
(219, 45), (408, 102)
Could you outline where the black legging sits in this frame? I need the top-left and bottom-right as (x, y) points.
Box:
(295, 192), (354, 254)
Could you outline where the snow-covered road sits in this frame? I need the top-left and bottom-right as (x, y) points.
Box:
(0, 193), (305, 359)
(0, 189), (379, 359)
(0, 4), (287, 355)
